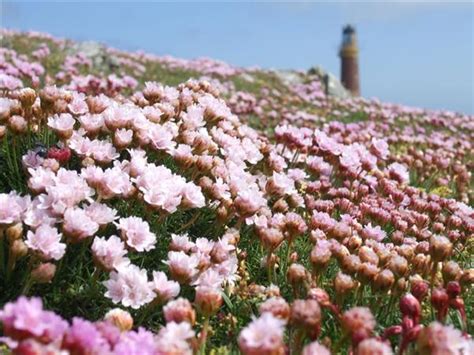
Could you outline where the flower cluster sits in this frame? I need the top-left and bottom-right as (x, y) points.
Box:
(0, 29), (472, 354)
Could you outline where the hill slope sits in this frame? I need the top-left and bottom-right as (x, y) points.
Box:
(0, 30), (473, 354)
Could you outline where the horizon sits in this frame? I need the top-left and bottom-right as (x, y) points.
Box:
(1, 1), (473, 114)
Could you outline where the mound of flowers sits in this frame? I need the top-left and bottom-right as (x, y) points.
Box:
(0, 30), (472, 354)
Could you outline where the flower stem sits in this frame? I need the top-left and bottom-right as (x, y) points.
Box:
(0, 228), (5, 275)
(199, 317), (210, 355)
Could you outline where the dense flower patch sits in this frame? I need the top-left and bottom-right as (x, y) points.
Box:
(0, 29), (472, 354)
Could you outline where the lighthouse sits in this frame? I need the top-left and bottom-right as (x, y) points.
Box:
(339, 25), (360, 96)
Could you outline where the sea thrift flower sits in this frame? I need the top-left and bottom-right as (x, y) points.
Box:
(156, 321), (195, 355)
(114, 327), (158, 354)
(195, 285), (223, 316)
(238, 313), (286, 355)
(416, 322), (473, 354)
(47, 113), (75, 139)
(302, 341), (331, 355)
(92, 235), (130, 271)
(259, 297), (290, 321)
(362, 223), (386, 242)
(103, 264), (155, 309)
(290, 299), (322, 338)
(62, 318), (110, 354)
(163, 298), (196, 325)
(25, 224), (66, 261)
(31, 262), (56, 283)
(387, 162), (410, 184)
(341, 307), (376, 338)
(0, 192), (26, 226)
(115, 216), (156, 252)
(151, 271), (181, 302)
(0, 297), (68, 342)
(164, 251), (199, 284)
(63, 207), (99, 241)
(85, 202), (118, 226)
(357, 338), (393, 355)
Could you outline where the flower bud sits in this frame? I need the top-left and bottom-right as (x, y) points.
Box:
(412, 254), (431, 276)
(411, 279), (429, 301)
(395, 277), (408, 294)
(290, 299), (321, 335)
(431, 288), (449, 321)
(259, 297), (290, 321)
(163, 298), (196, 325)
(287, 263), (308, 287)
(400, 293), (421, 320)
(8, 115), (27, 134)
(429, 235), (452, 262)
(31, 263), (56, 284)
(6, 223), (23, 242)
(460, 268), (474, 287)
(358, 262), (379, 283)
(341, 254), (361, 274)
(334, 272), (356, 296)
(374, 269), (395, 291)
(347, 235), (362, 251)
(442, 261), (462, 283)
(446, 281), (461, 299)
(11, 239), (28, 259)
(259, 227), (284, 251)
(272, 198), (289, 213)
(195, 286), (223, 317)
(19, 88), (36, 107)
(357, 338), (393, 355)
(358, 246), (379, 265)
(47, 146), (71, 165)
(104, 308), (133, 332)
(307, 288), (332, 308)
(388, 255), (408, 278)
(341, 307), (375, 338)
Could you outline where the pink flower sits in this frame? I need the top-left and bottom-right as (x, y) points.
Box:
(357, 338), (393, 355)
(151, 271), (181, 302)
(387, 162), (410, 184)
(156, 322), (195, 354)
(0, 192), (27, 226)
(180, 183), (205, 209)
(67, 93), (88, 115)
(103, 264), (155, 309)
(370, 138), (389, 160)
(0, 297), (68, 343)
(63, 207), (99, 241)
(91, 235), (130, 271)
(417, 322), (473, 355)
(114, 129), (134, 148)
(302, 341), (331, 355)
(164, 251), (199, 284)
(170, 234), (195, 253)
(77, 114), (104, 135)
(115, 216), (156, 252)
(25, 224), (66, 261)
(266, 172), (296, 196)
(362, 223), (387, 242)
(47, 113), (75, 139)
(238, 313), (286, 355)
(27, 167), (56, 194)
(147, 124), (176, 152)
(62, 318), (110, 354)
(85, 202), (117, 226)
(114, 328), (158, 355)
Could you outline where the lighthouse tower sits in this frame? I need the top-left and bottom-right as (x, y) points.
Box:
(339, 25), (360, 96)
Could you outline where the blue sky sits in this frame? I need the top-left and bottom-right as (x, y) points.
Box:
(1, 1), (473, 113)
